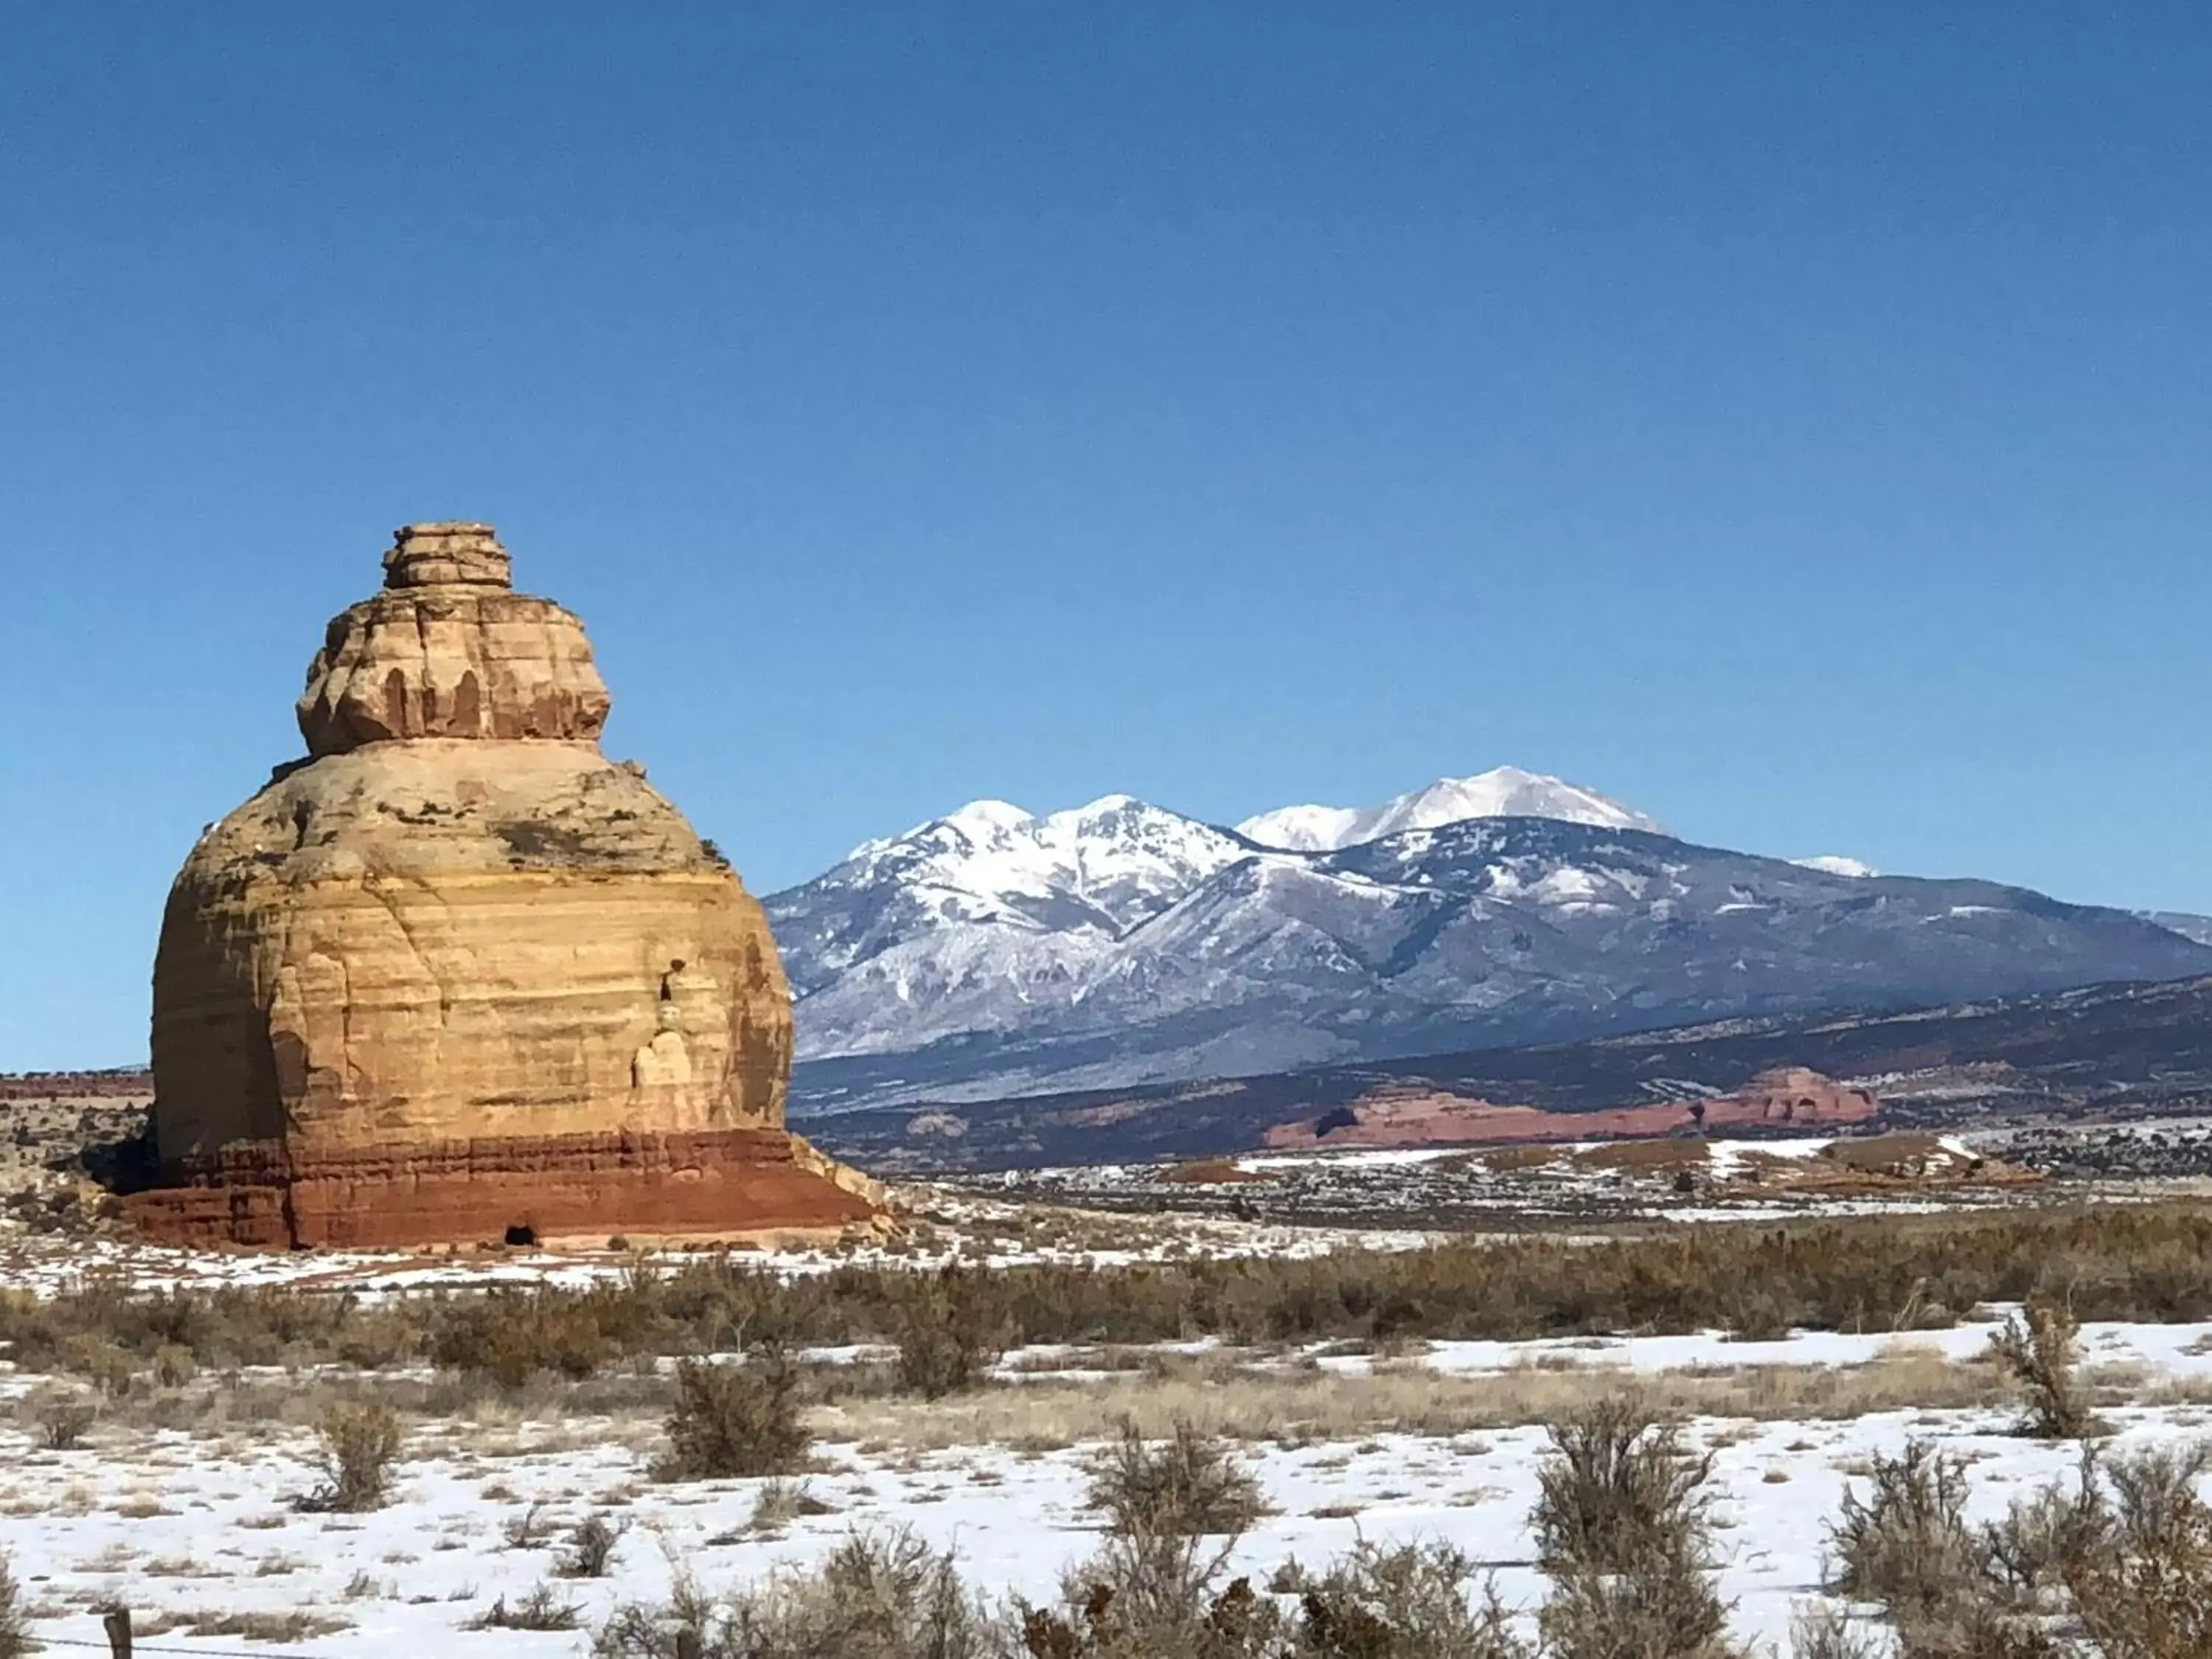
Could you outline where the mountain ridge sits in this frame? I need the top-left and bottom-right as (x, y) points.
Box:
(800, 973), (2212, 1172)
(765, 771), (2212, 1114)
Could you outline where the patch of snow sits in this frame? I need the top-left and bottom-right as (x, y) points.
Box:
(1794, 855), (1881, 878)
(1238, 766), (1661, 851)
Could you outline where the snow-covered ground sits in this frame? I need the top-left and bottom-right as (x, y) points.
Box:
(5, 1321), (2211, 1655)
(0, 1193), (1443, 1301)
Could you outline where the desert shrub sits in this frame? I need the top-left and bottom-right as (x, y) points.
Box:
(25, 1203), (2212, 1376)
(1537, 1559), (1736, 1659)
(596, 1570), (723, 1658)
(1788, 1604), (1879, 1659)
(2068, 1497), (2212, 1659)
(1085, 1419), (1266, 1537)
(1981, 1447), (2112, 1603)
(29, 1388), (97, 1450)
(299, 1400), (403, 1512)
(750, 1478), (836, 1532)
(153, 1342), (196, 1388)
(0, 1549), (29, 1659)
(1886, 1599), (2065, 1659)
(1988, 1301), (2098, 1440)
(655, 1354), (810, 1481)
(1015, 1531), (1279, 1659)
(66, 1336), (136, 1399)
(597, 1528), (992, 1658)
(1531, 1399), (1733, 1659)
(2104, 1439), (2212, 1554)
(894, 1266), (1008, 1399)
(1813, 1431), (2212, 1659)
(1290, 1539), (1529, 1658)
(468, 1583), (582, 1631)
(1826, 1441), (1990, 1622)
(501, 1500), (552, 1550)
(1532, 1399), (1714, 1576)
(556, 1512), (626, 1579)
(430, 1288), (622, 1388)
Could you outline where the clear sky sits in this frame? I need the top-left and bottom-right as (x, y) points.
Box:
(4, 4), (2208, 1068)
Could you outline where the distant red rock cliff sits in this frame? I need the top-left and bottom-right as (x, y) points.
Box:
(1261, 1065), (1877, 1150)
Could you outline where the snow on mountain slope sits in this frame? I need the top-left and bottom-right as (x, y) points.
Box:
(768, 789), (2212, 1110)
(1794, 855), (1881, 878)
(1237, 766), (1660, 851)
(767, 794), (1252, 1002)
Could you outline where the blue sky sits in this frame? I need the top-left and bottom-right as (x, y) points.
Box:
(4, 4), (2209, 1067)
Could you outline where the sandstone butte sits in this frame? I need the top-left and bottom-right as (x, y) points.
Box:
(128, 523), (882, 1250)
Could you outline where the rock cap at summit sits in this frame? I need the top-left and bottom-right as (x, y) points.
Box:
(382, 521), (513, 588)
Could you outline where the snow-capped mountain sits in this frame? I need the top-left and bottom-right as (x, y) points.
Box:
(1237, 766), (1659, 850)
(763, 772), (2212, 1113)
(773, 795), (1248, 996)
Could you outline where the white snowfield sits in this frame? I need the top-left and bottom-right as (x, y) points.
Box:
(4, 1317), (2211, 1655)
(1237, 766), (1663, 852)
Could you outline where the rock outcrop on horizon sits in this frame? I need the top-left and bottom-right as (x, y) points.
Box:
(132, 523), (880, 1249)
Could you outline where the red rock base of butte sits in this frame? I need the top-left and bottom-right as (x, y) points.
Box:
(120, 1127), (879, 1251)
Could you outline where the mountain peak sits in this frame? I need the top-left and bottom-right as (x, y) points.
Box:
(942, 799), (1035, 835)
(1237, 766), (1660, 852)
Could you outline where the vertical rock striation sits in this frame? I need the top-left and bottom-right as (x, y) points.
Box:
(131, 523), (880, 1248)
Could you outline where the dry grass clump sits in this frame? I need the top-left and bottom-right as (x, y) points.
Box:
(467, 1583), (583, 1631)
(827, 1342), (2028, 1454)
(555, 1512), (627, 1579)
(298, 1400), (403, 1513)
(655, 1354), (810, 1481)
(1086, 1419), (1267, 1538)
(596, 1528), (992, 1658)
(155, 1608), (354, 1642)
(748, 1478), (837, 1533)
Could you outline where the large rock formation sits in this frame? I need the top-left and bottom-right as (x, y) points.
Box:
(131, 523), (881, 1248)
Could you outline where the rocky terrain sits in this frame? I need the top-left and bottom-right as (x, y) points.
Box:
(1994, 1118), (2212, 1180)
(768, 770), (2212, 1112)
(946, 1130), (2048, 1230)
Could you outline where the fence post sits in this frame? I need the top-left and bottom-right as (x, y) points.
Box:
(103, 1606), (133, 1658)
